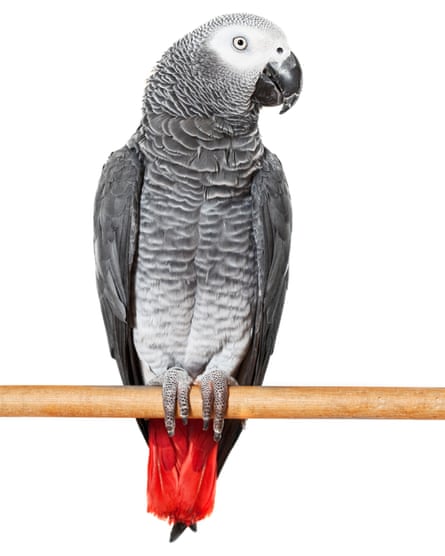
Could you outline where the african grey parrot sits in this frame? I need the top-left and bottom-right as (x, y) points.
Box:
(94, 13), (301, 541)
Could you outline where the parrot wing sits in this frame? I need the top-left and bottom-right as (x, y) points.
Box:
(94, 144), (147, 437)
(238, 148), (292, 386)
(217, 148), (292, 473)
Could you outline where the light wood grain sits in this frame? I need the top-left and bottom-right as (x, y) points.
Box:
(1, 385), (445, 419)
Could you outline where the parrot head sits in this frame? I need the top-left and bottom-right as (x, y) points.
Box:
(145, 13), (302, 121)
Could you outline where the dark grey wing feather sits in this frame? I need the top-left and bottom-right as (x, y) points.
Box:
(94, 145), (148, 438)
(217, 148), (292, 473)
(238, 148), (292, 386)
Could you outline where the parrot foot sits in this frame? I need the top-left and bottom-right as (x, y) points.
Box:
(195, 369), (237, 441)
(147, 367), (192, 437)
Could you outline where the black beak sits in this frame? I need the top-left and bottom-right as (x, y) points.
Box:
(253, 52), (302, 114)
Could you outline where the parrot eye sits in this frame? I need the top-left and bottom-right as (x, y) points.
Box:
(232, 36), (248, 51)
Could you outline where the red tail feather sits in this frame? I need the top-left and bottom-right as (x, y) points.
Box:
(147, 419), (218, 526)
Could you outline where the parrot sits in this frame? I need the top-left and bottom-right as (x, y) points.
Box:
(94, 13), (301, 541)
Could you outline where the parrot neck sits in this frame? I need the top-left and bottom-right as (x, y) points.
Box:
(143, 96), (259, 134)
(131, 112), (264, 195)
(143, 54), (260, 131)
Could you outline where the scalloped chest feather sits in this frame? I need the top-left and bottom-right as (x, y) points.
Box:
(130, 114), (263, 380)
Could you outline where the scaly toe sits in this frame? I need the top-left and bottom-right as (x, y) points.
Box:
(196, 370), (236, 441)
(200, 378), (214, 431)
(149, 367), (192, 436)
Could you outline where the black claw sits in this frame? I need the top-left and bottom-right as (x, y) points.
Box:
(202, 418), (210, 431)
(181, 416), (188, 426)
(164, 414), (176, 437)
(165, 416), (176, 437)
(214, 431), (222, 442)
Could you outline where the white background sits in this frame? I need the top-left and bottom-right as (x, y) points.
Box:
(1, 0), (444, 554)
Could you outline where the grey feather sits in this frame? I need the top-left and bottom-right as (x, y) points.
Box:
(94, 145), (147, 436)
(93, 12), (298, 539)
(216, 148), (292, 474)
(240, 149), (291, 384)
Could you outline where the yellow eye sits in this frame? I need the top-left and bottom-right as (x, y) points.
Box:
(232, 36), (248, 51)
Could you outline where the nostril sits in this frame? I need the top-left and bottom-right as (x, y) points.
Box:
(277, 47), (284, 54)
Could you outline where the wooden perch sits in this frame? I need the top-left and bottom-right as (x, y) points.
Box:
(1, 385), (445, 419)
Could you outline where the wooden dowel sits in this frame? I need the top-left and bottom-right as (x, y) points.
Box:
(1, 385), (445, 419)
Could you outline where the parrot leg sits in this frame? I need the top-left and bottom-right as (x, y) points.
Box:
(195, 369), (237, 441)
(147, 367), (193, 437)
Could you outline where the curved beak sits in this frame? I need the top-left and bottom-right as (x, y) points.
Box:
(253, 52), (302, 114)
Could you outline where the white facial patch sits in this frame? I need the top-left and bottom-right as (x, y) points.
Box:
(207, 24), (290, 76)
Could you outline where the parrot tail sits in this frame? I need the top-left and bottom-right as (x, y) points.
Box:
(147, 419), (218, 528)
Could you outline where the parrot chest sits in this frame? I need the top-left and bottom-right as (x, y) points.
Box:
(132, 117), (262, 378)
(133, 178), (256, 378)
